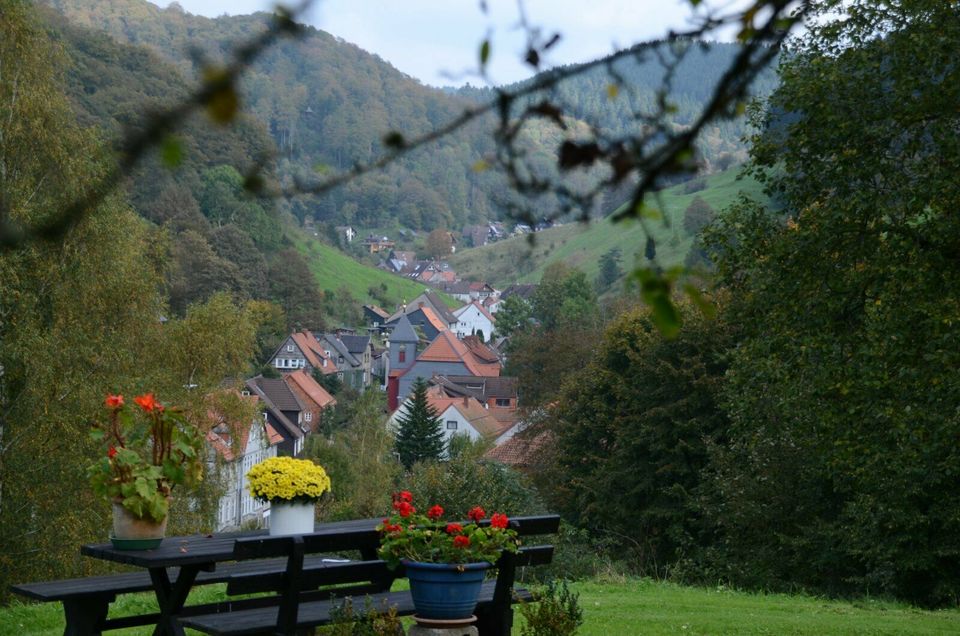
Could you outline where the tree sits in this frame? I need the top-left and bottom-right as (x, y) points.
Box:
(424, 228), (453, 259)
(596, 248), (623, 290)
(393, 378), (445, 470)
(540, 304), (732, 572)
(701, 0), (960, 606)
(682, 196), (714, 237)
(532, 262), (597, 330)
(494, 295), (533, 338)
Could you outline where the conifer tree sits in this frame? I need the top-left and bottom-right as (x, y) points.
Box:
(394, 378), (445, 470)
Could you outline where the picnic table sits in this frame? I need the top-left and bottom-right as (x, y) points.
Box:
(14, 518), (379, 636)
(12, 514), (560, 636)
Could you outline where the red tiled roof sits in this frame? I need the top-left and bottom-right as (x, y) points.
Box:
(485, 430), (551, 466)
(461, 336), (500, 364)
(206, 392), (261, 461)
(284, 369), (337, 409)
(419, 306), (448, 333)
(417, 331), (500, 377)
(265, 423), (284, 445)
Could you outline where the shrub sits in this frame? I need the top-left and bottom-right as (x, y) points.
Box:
(320, 597), (402, 636)
(403, 455), (543, 519)
(518, 580), (583, 636)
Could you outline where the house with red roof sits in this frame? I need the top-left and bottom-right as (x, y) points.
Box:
(387, 325), (502, 411)
(282, 370), (337, 433)
(269, 330), (337, 376)
(387, 389), (514, 451)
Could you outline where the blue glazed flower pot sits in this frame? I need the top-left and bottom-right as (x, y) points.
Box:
(403, 561), (490, 619)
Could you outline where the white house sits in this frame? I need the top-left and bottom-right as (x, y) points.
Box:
(387, 391), (512, 452)
(208, 410), (282, 531)
(452, 301), (496, 342)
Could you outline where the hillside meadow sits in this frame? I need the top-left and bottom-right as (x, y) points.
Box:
(449, 167), (765, 286)
(3, 578), (958, 635)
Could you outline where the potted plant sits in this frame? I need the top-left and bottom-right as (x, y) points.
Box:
(377, 491), (519, 620)
(246, 456), (331, 535)
(88, 393), (203, 549)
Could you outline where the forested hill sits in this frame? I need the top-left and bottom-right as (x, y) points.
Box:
(455, 42), (779, 175)
(46, 0), (770, 232)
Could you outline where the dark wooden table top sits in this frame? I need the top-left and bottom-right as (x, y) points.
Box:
(81, 517), (382, 569)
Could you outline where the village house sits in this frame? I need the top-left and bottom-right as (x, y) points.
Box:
(363, 235), (395, 253)
(386, 291), (458, 332)
(282, 369), (336, 433)
(269, 330), (338, 377)
(244, 376), (307, 456)
(453, 300), (497, 342)
(362, 304), (391, 333)
(207, 393), (281, 531)
(387, 389), (514, 451)
(315, 332), (374, 391)
(387, 326), (501, 411)
(428, 374), (518, 411)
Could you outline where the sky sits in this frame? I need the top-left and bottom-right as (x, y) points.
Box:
(149, 0), (739, 86)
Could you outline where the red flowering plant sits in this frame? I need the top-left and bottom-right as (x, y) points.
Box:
(376, 491), (519, 569)
(88, 393), (204, 523)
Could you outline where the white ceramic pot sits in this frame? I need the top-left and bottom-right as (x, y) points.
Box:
(269, 500), (315, 535)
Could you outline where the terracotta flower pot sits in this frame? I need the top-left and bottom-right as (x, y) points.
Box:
(111, 499), (167, 550)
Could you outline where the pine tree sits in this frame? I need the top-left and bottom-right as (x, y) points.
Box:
(394, 378), (445, 469)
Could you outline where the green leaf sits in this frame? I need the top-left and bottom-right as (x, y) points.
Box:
(479, 39), (491, 69)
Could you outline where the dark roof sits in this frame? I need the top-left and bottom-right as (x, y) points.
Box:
(244, 377), (303, 439)
(501, 284), (538, 300)
(436, 375), (518, 400)
(438, 281), (471, 295)
(364, 304), (390, 319)
(388, 314), (419, 343)
(318, 334), (360, 367)
(423, 291), (457, 324)
(249, 376), (303, 412)
(340, 335), (371, 355)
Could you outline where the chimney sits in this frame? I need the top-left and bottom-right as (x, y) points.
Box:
(463, 396), (469, 408)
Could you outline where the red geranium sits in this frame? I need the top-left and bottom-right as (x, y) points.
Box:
(133, 393), (157, 412)
(377, 492), (519, 569)
(107, 447), (118, 459)
(104, 394), (124, 409)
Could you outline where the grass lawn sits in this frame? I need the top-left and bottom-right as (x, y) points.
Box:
(3, 578), (957, 635)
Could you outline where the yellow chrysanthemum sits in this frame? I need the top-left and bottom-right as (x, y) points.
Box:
(246, 456), (331, 503)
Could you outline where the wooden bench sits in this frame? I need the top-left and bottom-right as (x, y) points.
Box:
(180, 514), (560, 636)
(10, 555), (342, 635)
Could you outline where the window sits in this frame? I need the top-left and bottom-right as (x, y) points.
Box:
(496, 398), (511, 407)
(304, 412), (312, 422)
(398, 349), (406, 363)
(446, 420), (458, 430)
(286, 344), (294, 352)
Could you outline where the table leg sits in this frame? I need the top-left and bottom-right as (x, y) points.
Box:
(62, 594), (112, 636)
(149, 566), (199, 636)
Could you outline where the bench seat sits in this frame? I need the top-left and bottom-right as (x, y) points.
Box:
(181, 580), (534, 636)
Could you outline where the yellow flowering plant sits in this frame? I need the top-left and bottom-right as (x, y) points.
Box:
(247, 456), (331, 504)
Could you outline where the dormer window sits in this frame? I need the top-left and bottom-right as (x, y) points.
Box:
(286, 344), (295, 352)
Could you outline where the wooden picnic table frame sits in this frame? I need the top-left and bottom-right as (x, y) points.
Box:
(79, 518), (382, 636)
